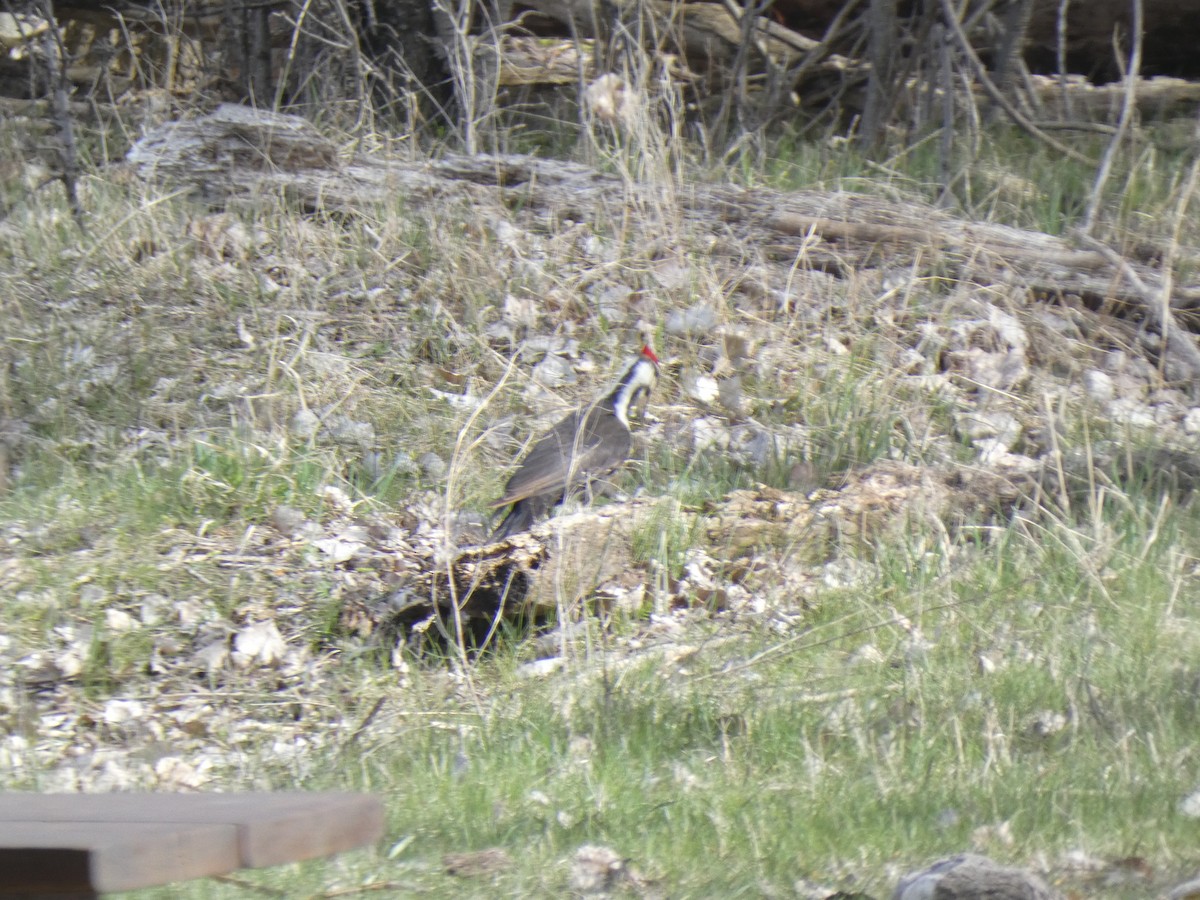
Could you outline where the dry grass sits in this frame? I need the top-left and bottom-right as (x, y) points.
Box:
(3, 74), (1200, 896)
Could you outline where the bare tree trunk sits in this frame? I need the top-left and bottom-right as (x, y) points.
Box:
(358, 0), (453, 123)
(990, 0), (1034, 92)
(35, 0), (85, 229)
(858, 0), (897, 151)
(227, 0), (274, 105)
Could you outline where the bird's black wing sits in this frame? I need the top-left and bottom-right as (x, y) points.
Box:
(490, 409), (630, 507)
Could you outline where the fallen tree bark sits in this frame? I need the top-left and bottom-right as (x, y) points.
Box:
(127, 104), (1200, 381)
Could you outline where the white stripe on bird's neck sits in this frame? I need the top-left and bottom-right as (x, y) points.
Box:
(609, 358), (658, 429)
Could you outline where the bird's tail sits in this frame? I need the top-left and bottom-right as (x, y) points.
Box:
(489, 501), (535, 542)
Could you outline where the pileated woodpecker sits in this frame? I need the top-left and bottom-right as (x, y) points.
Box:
(489, 345), (660, 541)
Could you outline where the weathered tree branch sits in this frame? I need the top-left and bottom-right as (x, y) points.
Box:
(127, 106), (1200, 380)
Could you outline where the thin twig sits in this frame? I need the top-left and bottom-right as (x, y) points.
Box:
(1080, 0), (1142, 235)
(440, 350), (520, 691)
(789, 0), (863, 85)
(1055, 0), (1071, 115)
(1154, 151), (1200, 377)
(344, 695), (386, 746)
(1073, 230), (1200, 384)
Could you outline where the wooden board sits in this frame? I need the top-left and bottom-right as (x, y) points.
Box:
(0, 822), (238, 894)
(0, 792), (384, 895)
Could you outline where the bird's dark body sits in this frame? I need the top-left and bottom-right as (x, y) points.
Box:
(489, 347), (658, 541)
(489, 405), (633, 541)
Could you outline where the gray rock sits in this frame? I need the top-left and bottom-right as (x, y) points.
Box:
(953, 410), (1021, 449)
(290, 408), (320, 438)
(592, 283), (634, 321)
(419, 452), (447, 480)
(1082, 369), (1114, 403)
(359, 450), (385, 481)
(1107, 398), (1156, 429)
(569, 844), (629, 894)
(959, 348), (1029, 392)
(128, 103), (337, 179)
(1168, 876), (1200, 899)
(1184, 408), (1200, 435)
(270, 506), (307, 537)
(390, 451), (419, 477)
(665, 303), (718, 337)
(327, 416), (375, 448)
(728, 425), (779, 469)
(893, 853), (1060, 900)
(531, 353), (577, 388)
(1103, 348), (1156, 383)
(718, 375), (745, 415)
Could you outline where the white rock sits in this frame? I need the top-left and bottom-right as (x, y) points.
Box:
(987, 307), (1028, 349)
(1104, 348), (1156, 381)
(651, 259), (692, 292)
(531, 354), (576, 388)
(290, 408), (320, 438)
(419, 452), (447, 480)
(502, 293), (539, 327)
(429, 387), (484, 412)
(492, 219), (524, 248)
(1026, 709), (1068, 738)
(523, 334), (577, 355)
(975, 439), (1013, 466)
(718, 376), (745, 414)
(896, 348), (928, 375)
(585, 73), (635, 126)
(104, 609), (137, 632)
(139, 594), (169, 626)
(729, 426), (778, 469)
(79, 584), (106, 606)
(592, 283), (634, 321)
(483, 320), (515, 343)
(993, 452), (1041, 476)
(313, 535), (363, 563)
(232, 621), (287, 668)
(194, 640), (229, 672)
(0, 12), (50, 45)
(1179, 788), (1200, 818)
(1082, 369), (1115, 403)
(327, 416), (375, 447)
(691, 416), (730, 452)
(54, 648), (83, 679)
(845, 644), (886, 666)
(570, 844), (627, 893)
(954, 410), (1021, 447)
(665, 304), (718, 336)
(319, 485), (354, 513)
(154, 756), (212, 789)
(103, 699), (146, 727)
(517, 657), (565, 678)
(680, 370), (719, 404)
(1169, 876), (1200, 899)
(1107, 398), (1156, 429)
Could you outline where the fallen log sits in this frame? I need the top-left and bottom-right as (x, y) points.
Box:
(126, 104), (1200, 382)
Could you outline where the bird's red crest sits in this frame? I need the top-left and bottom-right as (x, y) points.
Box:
(641, 345), (659, 364)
